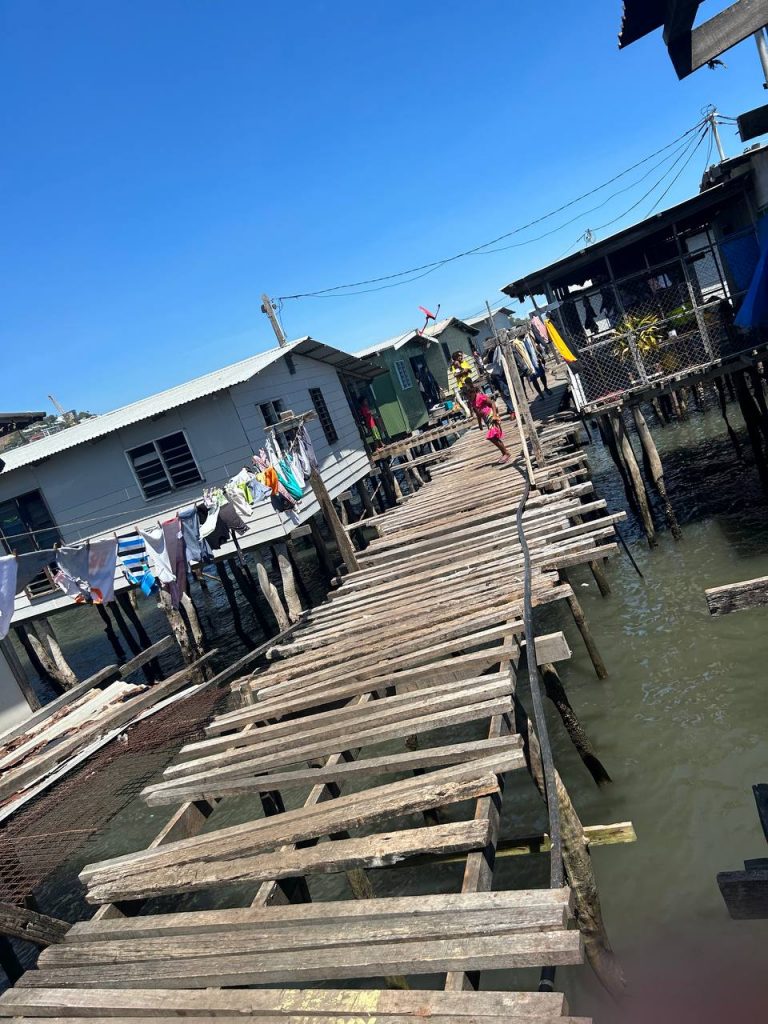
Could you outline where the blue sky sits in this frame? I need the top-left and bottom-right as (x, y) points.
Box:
(2, 0), (766, 413)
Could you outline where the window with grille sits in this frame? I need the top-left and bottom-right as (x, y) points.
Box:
(126, 431), (202, 499)
(259, 399), (285, 426)
(0, 489), (60, 596)
(308, 388), (338, 445)
(393, 359), (413, 391)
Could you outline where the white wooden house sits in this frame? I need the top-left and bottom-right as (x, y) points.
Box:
(0, 338), (379, 624)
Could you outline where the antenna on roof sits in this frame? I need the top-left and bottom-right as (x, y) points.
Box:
(417, 304), (440, 336)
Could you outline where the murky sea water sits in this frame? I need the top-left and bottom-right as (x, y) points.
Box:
(9, 403), (768, 1020)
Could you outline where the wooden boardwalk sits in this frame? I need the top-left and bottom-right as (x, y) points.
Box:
(0, 394), (618, 1022)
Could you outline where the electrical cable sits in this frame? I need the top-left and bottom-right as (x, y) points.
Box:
(642, 127), (709, 219)
(276, 118), (708, 301)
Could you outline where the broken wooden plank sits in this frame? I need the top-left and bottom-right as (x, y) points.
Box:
(705, 576), (768, 616)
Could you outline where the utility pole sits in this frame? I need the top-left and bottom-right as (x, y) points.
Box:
(261, 294), (288, 348)
(706, 108), (727, 163)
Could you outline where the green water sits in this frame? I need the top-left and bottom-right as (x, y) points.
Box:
(9, 405), (768, 1019)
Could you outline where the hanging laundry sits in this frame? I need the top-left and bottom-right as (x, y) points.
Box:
(118, 535), (150, 585)
(531, 315), (548, 344)
(0, 555), (18, 640)
(218, 502), (248, 535)
(278, 457), (303, 500)
(294, 440), (311, 477)
(545, 320), (578, 363)
(53, 567), (92, 603)
(87, 538), (118, 604)
(15, 550), (56, 593)
(199, 505), (220, 540)
(179, 506), (213, 566)
(161, 519), (187, 609)
(224, 483), (253, 522)
(248, 475), (272, 503)
(54, 545), (90, 602)
(139, 527), (176, 585)
(298, 425), (318, 470)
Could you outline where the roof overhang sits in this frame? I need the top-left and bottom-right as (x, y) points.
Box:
(502, 177), (749, 300)
(293, 336), (384, 380)
(0, 412), (46, 438)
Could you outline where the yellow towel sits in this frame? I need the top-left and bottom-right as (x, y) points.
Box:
(545, 320), (577, 363)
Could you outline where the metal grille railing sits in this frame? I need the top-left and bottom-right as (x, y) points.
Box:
(552, 227), (765, 410)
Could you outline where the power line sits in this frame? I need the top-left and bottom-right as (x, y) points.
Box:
(276, 117), (708, 301)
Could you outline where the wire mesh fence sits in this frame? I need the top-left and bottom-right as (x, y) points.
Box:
(551, 227), (766, 411)
(0, 683), (231, 913)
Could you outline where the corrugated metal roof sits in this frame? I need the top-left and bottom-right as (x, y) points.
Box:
(354, 330), (424, 358)
(464, 308), (513, 327)
(2, 338), (377, 473)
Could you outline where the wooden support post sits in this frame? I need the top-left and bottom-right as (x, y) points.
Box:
(516, 692), (625, 999)
(272, 543), (304, 623)
(588, 560), (611, 597)
(540, 663), (611, 786)
(630, 405), (681, 540)
(668, 389), (683, 420)
(252, 550), (291, 632)
(116, 591), (164, 679)
(179, 592), (207, 661)
(14, 624), (57, 692)
(309, 467), (360, 573)
(355, 478), (376, 519)
(560, 571), (608, 680)
(735, 370), (768, 492)
(157, 590), (197, 668)
(214, 562), (256, 651)
(650, 397), (668, 426)
(600, 414), (638, 513)
(608, 411), (656, 546)
(675, 388), (689, 420)
(95, 604), (127, 664)
(308, 514), (336, 583)
(30, 618), (78, 691)
(224, 557), (271, 636)
(108, 600), (158, 685)
(714, 377), (744, 461)
(286, 539), (313, 606)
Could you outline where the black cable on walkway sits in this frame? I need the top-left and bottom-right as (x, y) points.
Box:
(511, 454), (564, 890)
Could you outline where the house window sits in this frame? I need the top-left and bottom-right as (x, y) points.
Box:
(0, 490), (60, 596)
(393, 359), (413, 391)
(259, 399), (285, 426)
(127, 431), (202, 499)
(308, 388), (338, 445)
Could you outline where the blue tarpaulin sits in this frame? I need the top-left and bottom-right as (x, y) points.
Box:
(735, 214), (768, 329)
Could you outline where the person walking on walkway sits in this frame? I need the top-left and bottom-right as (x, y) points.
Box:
(465, 381), (511, 464)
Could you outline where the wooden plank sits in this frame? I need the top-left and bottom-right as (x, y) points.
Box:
(0, 985), (572, 1017)
(705, 576), (768, 615)
(118, 636), (174, 677)
(141, 737), (524, 807)
(159, 697), (513, 785)
(66, 889), (573, 942)
(0, 1016), (592, 1024)
(22, 931), (583, 987)
(44, 904), (571, 967)
(81, 758), (515, 885)
(0, 665), (120, 748)
(669, 0), (768, 78)
(84, 820), (495, 903)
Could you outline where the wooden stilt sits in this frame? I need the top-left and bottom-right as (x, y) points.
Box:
(675, 389), (689, 419)
(157, 590), (196, 667)
(747, 368), (768, 447)
(355, 478), (376, 519)
(540, 663), (611, 786)
(116, 591), (164, 679)
(95, 604), (127, 664)
(630, 405), (681, 540)
(650, 397), (668, 427)
(252, 550), (291, 632)
(227, 558), (272, 635)
(214, 561), (256, 651)
(600, 414), (638, 513)
(516, 693), (625, 998)
(285, 539), (313, 606)
(309, 468), (360, 573)
(308, 514), (336, 583)
(560, 571), (608, 680)
(725, 372), (737, 403)
(588, 560), (611, 597)
(735, 371), (768, 492)
(14, 624), (57, 691)
(608, 411), (656, 545)
(714, 377), (744, 461)
(28, 618), (78, 692)
(668, 389), (683, 420)
(0, 636), (40, 711)
(272, 543), (304, 623)
(179, 592), (207, 661)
